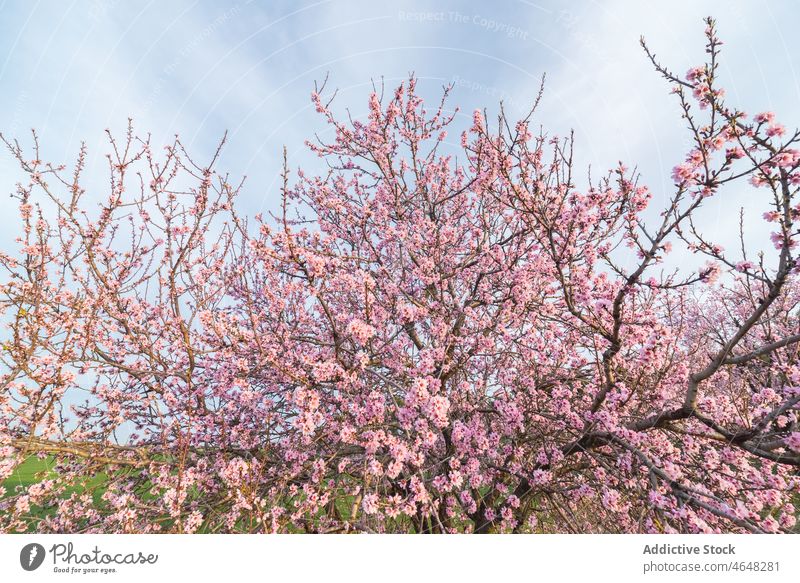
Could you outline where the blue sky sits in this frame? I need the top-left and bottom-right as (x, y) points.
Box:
(1, 0), (800, 263)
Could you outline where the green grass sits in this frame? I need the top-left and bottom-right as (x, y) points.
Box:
(4, 456), (114, 498)
(2, 456), (111, 532)
(2, 456), (57, 495)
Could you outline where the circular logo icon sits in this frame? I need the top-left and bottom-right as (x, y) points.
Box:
(20, 543), (46, 571)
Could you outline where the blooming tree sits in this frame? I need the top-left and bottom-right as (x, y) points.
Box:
(1, 18), (799, 533)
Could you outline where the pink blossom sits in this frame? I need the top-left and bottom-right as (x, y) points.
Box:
(725, 146), (745, 159)
(362, 493), (380, 515)
(754, 111), (776, 124)
(424, 394), (450, 428)
(346, 319), (376, 344)
(699, 262), (721, 284)
(685, 66), (704, 82)
(766, 123), (786, 137)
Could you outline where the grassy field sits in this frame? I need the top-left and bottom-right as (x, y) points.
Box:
(2, 456), (57, 494)
(3, 456), (111, 532)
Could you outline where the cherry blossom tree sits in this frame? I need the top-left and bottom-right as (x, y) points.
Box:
(1, 18), (799, 533)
